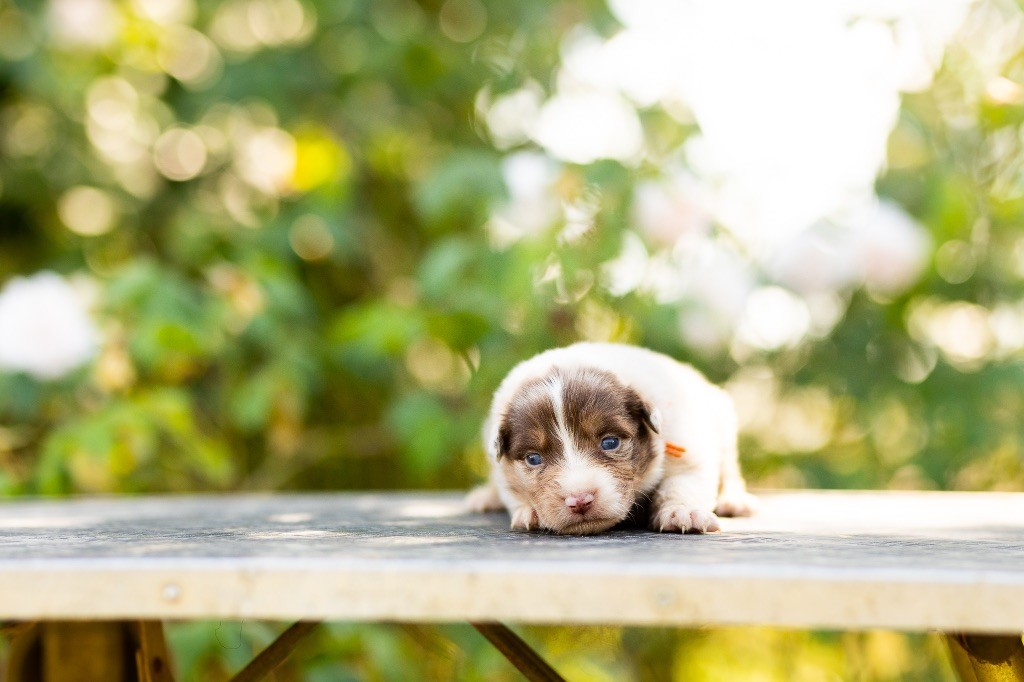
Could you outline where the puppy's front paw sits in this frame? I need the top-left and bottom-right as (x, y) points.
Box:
(465, 484), (504, 513)
(715, 490), (758, 518)
(652, 504), (720, 534)
(509, 505), (540, 531)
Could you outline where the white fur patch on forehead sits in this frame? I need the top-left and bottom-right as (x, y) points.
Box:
(544, 373), (609, 497)
(543, 373), (564, 420)
(543, 373), (572, 452)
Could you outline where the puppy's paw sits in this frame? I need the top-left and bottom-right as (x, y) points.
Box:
(652, 504), (720, 534)
(465, 484), (504, 513)
(715, 490), (758, 518)
(509, 505), (540, 531)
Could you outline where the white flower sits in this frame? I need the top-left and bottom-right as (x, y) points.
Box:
(589, 0), (972, 251)
(488, 151), (561, 246)
(0, 272), (100, 380)
(633, 171), (713, 249)
(532, 91), (643, 165)
(768, 224), (863, 295)
(484, 83), (543, 149)
(682, 244), (755, 322)
(674, 244), (756, 352)
(852, 201), (932, 298)
(769, 200), (931, 298)
(735, 286), (812, 352)
(602, 231), (649, 297)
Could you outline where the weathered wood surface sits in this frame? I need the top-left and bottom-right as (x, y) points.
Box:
(0, 491), (1022, 632)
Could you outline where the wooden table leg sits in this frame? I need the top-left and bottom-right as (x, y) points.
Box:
(131, 621), (176, 682)
(5, 622), (42, 681)
(228, 620), (321, 682)
(947, 633), (1024, 682)
(470, 622), (566, 682)
(41, 621), (135, 682)
(5, 620), (176, 682)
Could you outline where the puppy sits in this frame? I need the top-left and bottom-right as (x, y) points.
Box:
(466, 342), (756, 534)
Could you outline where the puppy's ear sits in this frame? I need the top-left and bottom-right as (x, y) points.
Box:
(494, 418), (512, 460)
(625, 389), (660, 435)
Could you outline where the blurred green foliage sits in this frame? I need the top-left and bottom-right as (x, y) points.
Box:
(0, 0), (1022, 678)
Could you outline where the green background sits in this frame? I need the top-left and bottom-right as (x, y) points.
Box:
(0, 0), (1021, 678)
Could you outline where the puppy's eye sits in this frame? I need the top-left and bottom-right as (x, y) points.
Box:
(600, 436), (620, 451)
(525, 452), (544, 467)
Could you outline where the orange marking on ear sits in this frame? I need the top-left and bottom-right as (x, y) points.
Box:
(664, 441), (687, 458)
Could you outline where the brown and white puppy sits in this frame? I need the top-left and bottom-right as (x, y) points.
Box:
(466, 342), (756, 534)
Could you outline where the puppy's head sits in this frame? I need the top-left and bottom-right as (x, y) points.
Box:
(494, 367), (661, 534)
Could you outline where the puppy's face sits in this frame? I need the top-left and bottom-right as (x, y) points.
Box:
(495, 368), (661, 534)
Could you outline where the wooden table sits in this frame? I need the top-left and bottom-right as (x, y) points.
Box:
(0, 490), (1022, 681)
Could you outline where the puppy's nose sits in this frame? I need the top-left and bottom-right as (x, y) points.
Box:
(565, 491), (597, 515)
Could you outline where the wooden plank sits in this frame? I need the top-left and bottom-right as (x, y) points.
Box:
(5, 622), (42, 682)
(131, 620), (175, 682)
(471, 623), (567, 682)
(42, 621), (130, 681)
(0, 491), (1021, 632)
(228, 620), (319, 682)
(946, 633), (1024, 682)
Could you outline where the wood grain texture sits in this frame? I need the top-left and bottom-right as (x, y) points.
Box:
(0, 491), (1021, 632)
(42, 622), (130, 681)
(131, 621), (175, 682)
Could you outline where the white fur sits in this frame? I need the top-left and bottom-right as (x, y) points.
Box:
(473, 342), (753, 533)
(544, 375), (573, 459)
(540, 374), (617, 504)
(557, 447), (618, 507)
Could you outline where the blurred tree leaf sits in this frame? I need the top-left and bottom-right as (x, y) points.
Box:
(413, 149), (505, 229)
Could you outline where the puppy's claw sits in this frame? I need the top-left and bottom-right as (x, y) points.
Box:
(510, 506), (539, 531)
(715, 490), (758, 518)
(465, 484), (504, 513)
(652, 504), (720, 534)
